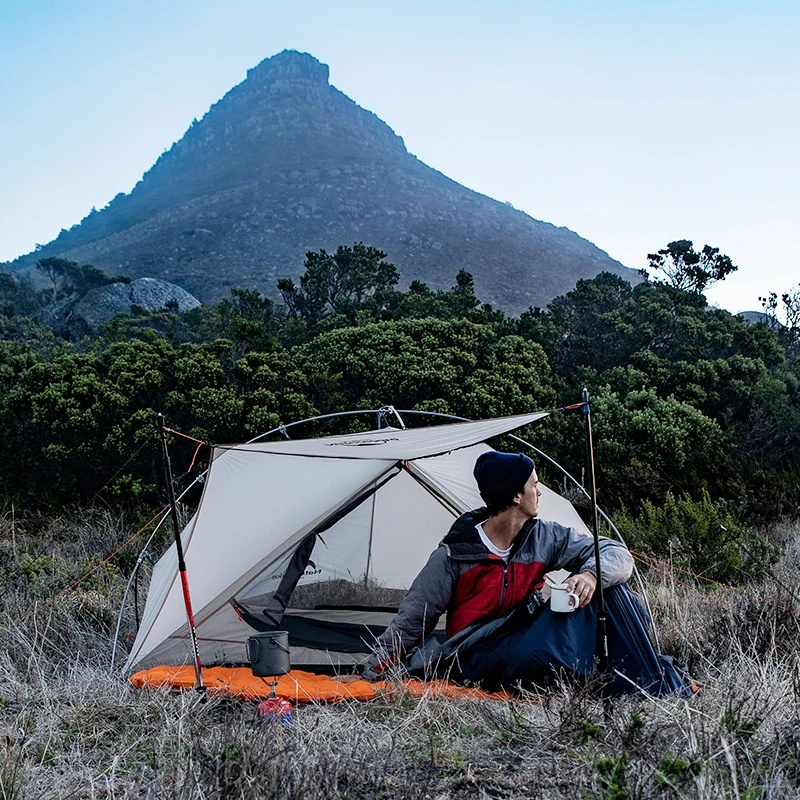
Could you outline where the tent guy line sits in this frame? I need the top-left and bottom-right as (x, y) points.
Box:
(632, 551), (800, 619)
(0, 504), (169, 640)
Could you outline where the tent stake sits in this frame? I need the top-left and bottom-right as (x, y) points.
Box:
(157, 413), (204, 690)
(582, 389), (609, 679)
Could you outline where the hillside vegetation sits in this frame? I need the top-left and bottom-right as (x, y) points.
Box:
(1, 243), (798, 578)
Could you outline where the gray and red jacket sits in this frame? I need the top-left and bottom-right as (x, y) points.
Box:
(364, 508), (634, 677)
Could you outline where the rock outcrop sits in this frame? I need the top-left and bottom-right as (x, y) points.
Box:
(737, 311), (770, 326)
(42, 278), (200, 338)
(7, 50), (640, 314)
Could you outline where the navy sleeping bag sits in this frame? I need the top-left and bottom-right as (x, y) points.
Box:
(418, 584), (694, 697)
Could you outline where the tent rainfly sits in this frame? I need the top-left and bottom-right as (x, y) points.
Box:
(126, 411), (596, 674)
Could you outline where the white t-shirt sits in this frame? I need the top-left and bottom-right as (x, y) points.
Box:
(475, 522), (512, 563)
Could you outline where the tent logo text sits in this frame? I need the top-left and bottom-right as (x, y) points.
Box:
(269, 564), (323, 581)
(324, 438), (399, 447)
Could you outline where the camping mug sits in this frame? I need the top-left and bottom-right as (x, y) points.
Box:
(549, 583), (580, 613)
(247, 631), (291, 677)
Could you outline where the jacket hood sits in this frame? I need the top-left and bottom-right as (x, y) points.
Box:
(442, 508), (490, 545)
(442, 508), (535, 561)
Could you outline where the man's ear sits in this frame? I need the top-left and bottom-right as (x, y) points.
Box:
(511, 490), (523, 506)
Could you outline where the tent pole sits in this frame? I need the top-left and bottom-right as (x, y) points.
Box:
(157, 413), (204, 690)
(582, 389), (609, 679)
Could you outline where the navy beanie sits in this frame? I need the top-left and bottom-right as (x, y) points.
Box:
(473, 451), (535, 507)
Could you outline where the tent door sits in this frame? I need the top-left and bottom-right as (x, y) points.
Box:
(234, 467), (400, 630)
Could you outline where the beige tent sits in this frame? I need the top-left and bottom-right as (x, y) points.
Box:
(125, 412), (591, 673)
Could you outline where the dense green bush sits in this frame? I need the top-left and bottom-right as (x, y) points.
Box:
(613, 490), (776, 581)
(591, 388), (737, 509)
(295, 317), (556, 417)
(0, 333), (315, 504)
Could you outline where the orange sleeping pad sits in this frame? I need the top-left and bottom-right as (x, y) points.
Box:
(130, 666), (513, 703)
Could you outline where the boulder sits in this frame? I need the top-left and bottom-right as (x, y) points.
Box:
(43, 278), (201, 337)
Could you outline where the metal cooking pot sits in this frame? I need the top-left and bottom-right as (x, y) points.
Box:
(247, 631), (291, 677)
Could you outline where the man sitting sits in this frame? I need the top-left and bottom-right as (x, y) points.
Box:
(347, 451), (689, 695)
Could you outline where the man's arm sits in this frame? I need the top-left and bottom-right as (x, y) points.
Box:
(543, 519), (633, 590)
(360, 545), (455, 680)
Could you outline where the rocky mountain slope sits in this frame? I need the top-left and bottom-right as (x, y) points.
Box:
(7, 50), (639, 314)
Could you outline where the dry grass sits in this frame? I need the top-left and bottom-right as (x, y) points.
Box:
(1, 510), (799, 799)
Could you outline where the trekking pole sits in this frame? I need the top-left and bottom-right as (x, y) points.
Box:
(582, 389), (609, 678)
(157, 413), (204, 690)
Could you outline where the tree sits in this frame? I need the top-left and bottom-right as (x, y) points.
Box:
(760, 284), (800, 341)
(35, 257), (128, 304)
(590, 387), (736, 509)
(0, 272), (38, 316)
(545, 272), (636, 372)
(645, 240), (736, 293)
(277, 243), (399, 325)
(381, 270), (506, 325)
(0, 273), (19, 307)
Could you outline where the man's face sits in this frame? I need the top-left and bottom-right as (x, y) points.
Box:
(516, 470), (542, 518)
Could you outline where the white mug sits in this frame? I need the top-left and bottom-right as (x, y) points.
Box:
(549, 583), (580, 613)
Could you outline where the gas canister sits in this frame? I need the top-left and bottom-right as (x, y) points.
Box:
(257, 696), (293, 724)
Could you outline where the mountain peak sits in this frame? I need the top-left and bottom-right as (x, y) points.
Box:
(246, 50), (330, 86)
(5, 51), (640, 313)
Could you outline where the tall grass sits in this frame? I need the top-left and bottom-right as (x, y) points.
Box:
(0, 509), (798, 798)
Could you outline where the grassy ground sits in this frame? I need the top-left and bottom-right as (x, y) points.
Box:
(1, 511), (799, 799)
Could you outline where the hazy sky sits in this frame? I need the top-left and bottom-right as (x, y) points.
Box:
(1, 0), (797, 313)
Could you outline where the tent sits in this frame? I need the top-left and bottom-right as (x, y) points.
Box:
(124, 410), (605, 673)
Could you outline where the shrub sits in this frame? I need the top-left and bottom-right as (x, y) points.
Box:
(614, 489), (775, 582)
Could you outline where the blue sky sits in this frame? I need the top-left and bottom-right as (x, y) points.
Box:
(1, 0), (797, 312)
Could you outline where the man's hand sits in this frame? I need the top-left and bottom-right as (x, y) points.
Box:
(565, 572), (597, 608)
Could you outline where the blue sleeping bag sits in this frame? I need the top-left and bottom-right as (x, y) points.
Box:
(420, 584), (694, 697)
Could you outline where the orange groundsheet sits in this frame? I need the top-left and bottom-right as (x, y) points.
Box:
(130, 666), (513, 703)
